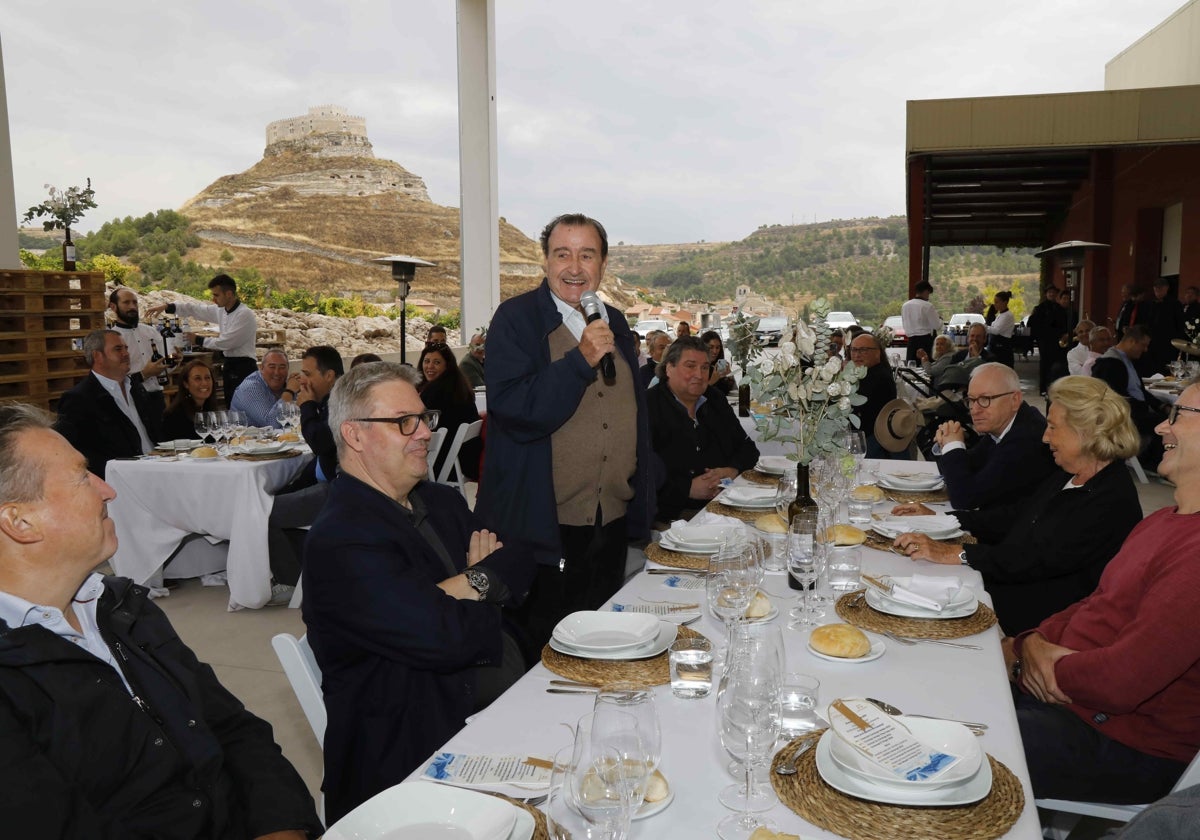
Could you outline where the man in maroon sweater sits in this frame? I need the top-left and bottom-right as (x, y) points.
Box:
(1003, 383), (1200, 804)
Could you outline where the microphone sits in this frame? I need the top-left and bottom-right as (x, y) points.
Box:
(579, 291), (616, 381)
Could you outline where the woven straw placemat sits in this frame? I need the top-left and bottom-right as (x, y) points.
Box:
(644, 541), (711, 571)
(881, 487), (949, 504)
(541, 625), (707, 688)
(740, 469), (782, 487)
(226, 449), (303, 462)
(488, 794), (550, 840)
(769, 731), (1024, 840)
(834, 590), (996, 640)
(705, 500), (771, 522)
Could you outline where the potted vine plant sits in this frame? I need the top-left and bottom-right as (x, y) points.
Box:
(23, 178), (98, 271)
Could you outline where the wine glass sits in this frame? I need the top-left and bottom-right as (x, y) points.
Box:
(577, 710), (646, 838)
(193, 412), (212, 443)
(205, 411), (223, 448)
(786, 511), (819, 627)
(843, 430), (867, 486)
(548, 741), (631, 840)
(774, 470), (797, 524)
(717, 659), (783, 839)
(593, 683), (661, 787)
(719, 621), (785, 811)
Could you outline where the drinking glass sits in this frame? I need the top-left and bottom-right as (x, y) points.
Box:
(205, 412), (223, 447)
(593, 683), (661, 782)
(193, 412), (211, 443)
(786, 512), (819, 627)
(548, 743), (630, 840)
(717, 659), (782, 839)
(774, 470), (797, 525)
(779, 674), (822, 738)
(574, 710), (646, 838)
(719, 620), (785, 811)
(843, 430), (867, 485)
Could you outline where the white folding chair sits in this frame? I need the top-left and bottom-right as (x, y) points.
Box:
(1037, 748), (1200, 838)
(271, 633), (326, 745)
(1126, 455), (1149, 484)
(435, 419), (483, 495)
(425, 427), (448, 481)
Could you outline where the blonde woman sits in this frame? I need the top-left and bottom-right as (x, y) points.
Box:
(894, 376), (1142, 634)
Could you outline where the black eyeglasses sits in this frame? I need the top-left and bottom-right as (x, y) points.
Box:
(965, 391), (1015, 408)
(1168, 404), (1200, 425)
(353, 410), (440, 435)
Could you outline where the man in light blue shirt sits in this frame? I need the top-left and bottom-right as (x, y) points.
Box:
(230, 348), (294, 427)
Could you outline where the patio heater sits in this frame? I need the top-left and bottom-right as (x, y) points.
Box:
(372, 255), (435, 364)
(1032, 240), (1110, 322)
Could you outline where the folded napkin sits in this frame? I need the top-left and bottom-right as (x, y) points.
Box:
(720, 485), (776, 504)
(876, 514), (960, 537)
(670, 512), (747, 532)
(888, 573), (965, 612)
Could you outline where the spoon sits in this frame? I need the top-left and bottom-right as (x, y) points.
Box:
(865, 698), (988, 733)
(883, 630), (981, 651)
(774, 739), (815, 776)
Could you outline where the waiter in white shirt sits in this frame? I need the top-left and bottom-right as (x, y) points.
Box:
(146, 274), (258, 404)
(900, 281), (943, 363)
(108, 287), (172, 419)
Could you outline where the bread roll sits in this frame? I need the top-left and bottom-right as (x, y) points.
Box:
(277, 431), (300, 442)
(850, 484), (885, 503)
(825, 524), (866, 546)
(643, 769), (670, 803)
(754, 513), (788, 534)
(744, 591), (771, 619)
(749, 828), (799, 840)
(191, 446), (219, 459)
(810, 623), (871, 658)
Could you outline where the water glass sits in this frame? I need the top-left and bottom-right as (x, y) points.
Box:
(846, 489), (875, 525)
(827, 545), (862, 592)
(594, 683), (660, 777)
(757, 530), (787, 573)
(548, 744), (631, 840)
(780, 674), (822, 738)
(670, 637), (713, 698)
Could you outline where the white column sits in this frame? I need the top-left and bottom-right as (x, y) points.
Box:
(0, 36), (21, 269)
(456, 0), (501, 337)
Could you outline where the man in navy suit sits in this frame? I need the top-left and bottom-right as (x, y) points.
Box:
(302, 362), (533, 824)
(56, 329), (163, 479)
(932, 363), (1055, 511)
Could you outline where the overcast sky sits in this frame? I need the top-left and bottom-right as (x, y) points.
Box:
(2, 0), (1188, 246)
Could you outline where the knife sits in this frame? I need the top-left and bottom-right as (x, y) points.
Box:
(861, 574), (894, 595)
(546, 688), (601, 695)
(647, 569), (706, 576)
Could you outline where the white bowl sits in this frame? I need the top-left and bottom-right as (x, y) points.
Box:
(323, 782), (517, 840)
(551, 611), (660, 651)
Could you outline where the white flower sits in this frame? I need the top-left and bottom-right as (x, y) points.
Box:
(757, 357), (775, 376)
(839, 397), (851, 411)
(826, 382), (840, 397)
(794, 322), (816, 357)
(823, 357), (842, 378)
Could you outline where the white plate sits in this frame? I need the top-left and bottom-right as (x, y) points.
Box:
(233, 441), (291, 455)
(656, 536), (720, 555)
(829, 716), (982, 788)
(716, 488), (778, 510)
(635, 786), (675, 820)
(870, 523), (964, 541)
(155, 439), (202, 451)
(323, 782), (518, 840)
(548, 621), (676, 660)
(865, 581), (978, 620)
(815, 730), (992, 807)
(666, 524), (740, 548)
(877, 474), (945, 492)
(506, 808), (535, 840)
(552, 611), (659, 651)
(806, 639), (885, 664)
(754, 456), (793, 475)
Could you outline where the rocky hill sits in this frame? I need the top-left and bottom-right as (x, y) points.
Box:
(178, 106), (550, 308)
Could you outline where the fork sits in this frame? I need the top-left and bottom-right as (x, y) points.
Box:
(883, 630), (981, 651)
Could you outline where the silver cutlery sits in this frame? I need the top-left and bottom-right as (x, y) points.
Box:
(865, 697), (988, 733)
(647, 569), (706, 576)
(775, 740), (815, 775)
(549, 679), (598, 689)
(883, 630), (981, 651)
(546, 688), (600, 695)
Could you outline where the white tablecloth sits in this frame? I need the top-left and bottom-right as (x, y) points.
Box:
(409, 460), (1041, 839)
(107, 452), (311, 610)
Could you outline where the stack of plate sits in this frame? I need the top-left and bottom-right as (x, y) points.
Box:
(815, 717), (992, 806)
(754, 455), (793, 476)
(548, 612), (675, 660)
(658, 524), (739, 554)
(231, 440), (292, 455)
(716, 486), (777, 510)
(323, 781), (534, 840)
(870, 515), (963, 541)
(865, 576), (978, 619)
(876, 471), (945, 492)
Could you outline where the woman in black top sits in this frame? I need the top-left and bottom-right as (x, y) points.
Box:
(418, 343), (481, 479)
(162, 359), (218, 440)
(699, 330), (736, 395)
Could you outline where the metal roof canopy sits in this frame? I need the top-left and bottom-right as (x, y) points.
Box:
(921, 149), (1091, 248)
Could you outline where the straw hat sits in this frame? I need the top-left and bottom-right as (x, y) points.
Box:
(874, 398), (921, 453)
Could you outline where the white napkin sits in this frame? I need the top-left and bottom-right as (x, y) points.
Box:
(670, 512), (747, 532)
(1147, 373), (1165, 382)
(720, 486), (776, 504)
(875, 515), (961, 537)
(888, 573), (964, 612)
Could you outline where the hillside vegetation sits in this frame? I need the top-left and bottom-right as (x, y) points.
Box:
(608, 216), (1041, 323)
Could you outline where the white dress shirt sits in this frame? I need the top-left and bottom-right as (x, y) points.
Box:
(1066, 341), (1092, 376)
(901, 297), (943, 338)
(92, 371), (154, 454)
(987, 310), (1015, 338)
(113, 322), (166, 393)
(551, 291), (609, 341)
(171, 299), (257, 359)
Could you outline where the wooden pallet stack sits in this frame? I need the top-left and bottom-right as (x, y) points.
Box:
(0, 270), (106, 410)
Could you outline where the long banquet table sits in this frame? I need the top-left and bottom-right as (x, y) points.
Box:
(409, 459), (1041, 839)
(106, 450), (311, 610)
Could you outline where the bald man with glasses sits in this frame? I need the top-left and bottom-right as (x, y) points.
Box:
(928, 362), (1055, 511)
(1001, 382), (1200, 806)
(302, 362), (534, 823)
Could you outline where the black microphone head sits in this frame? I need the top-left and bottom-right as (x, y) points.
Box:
(579, 291), (604, 320)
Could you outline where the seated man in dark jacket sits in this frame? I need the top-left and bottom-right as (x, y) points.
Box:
(934, 362), (1056, 510)
(647, 337), (760, 522)
(303, 362), (534, 824)
(0, 403), (321, 839)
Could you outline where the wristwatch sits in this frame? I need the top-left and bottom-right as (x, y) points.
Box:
(1010, 658), (1023, 684)
(464, 568), (490, 601)
(958, 550), (970, 567)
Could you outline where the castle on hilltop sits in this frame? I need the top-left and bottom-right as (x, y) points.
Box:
(265, 105), (374, 158)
